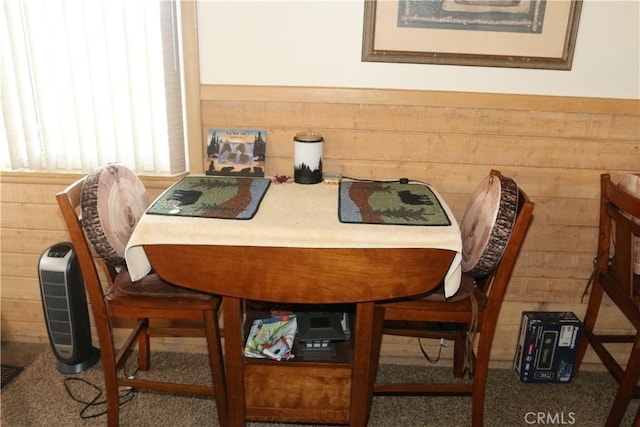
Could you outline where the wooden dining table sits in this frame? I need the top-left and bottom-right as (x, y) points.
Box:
(125, 176), (462, 426)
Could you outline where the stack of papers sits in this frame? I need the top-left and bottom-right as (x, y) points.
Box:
(244, 315), (297, 361)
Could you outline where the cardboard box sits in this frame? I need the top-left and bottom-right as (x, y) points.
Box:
(513, 312), (582, 383)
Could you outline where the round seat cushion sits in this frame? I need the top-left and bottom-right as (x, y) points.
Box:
(461, 173), (519, 278)
(81, 164), (149, 267)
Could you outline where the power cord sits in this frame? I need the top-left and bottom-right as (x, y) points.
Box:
(341, 176), (432, 186)
(63, 377), (135, 419)
(63, 366), (137, 419)
(418, 337), (447, 364)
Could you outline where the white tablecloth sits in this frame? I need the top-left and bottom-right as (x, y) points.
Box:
(125, 180), (463, 297)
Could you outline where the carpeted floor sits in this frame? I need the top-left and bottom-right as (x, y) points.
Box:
(1, 350), (638, 426)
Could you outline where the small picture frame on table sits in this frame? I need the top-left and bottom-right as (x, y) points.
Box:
(205, 129), (266, 177)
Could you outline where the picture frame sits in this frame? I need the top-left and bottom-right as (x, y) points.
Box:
(205, 129), (266, 177)
(362, 0), (582, 70)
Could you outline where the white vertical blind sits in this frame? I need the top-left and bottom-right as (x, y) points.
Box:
(0, 0), (185, 174)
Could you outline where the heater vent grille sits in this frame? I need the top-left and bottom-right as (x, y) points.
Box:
(38, 243), (99, 374)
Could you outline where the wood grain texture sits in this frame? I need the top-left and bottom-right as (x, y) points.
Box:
(244, 364), (351, 423)
(144, 245), (454, 303)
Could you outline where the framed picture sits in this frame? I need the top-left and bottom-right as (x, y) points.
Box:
(205, 129), (266, 177)
(362, 0), (582, 70)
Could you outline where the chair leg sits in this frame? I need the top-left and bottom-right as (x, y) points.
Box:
(91, 318), (121, 426)
(470, 342), (490, 427)
(204, 309), (229, 427)
(137, 318), (151, 371)
(574, 278), (605, 374)
(604, 331), (640, 427)
(453, 329), (467, 378)
(100, 346), (121, 427)
(104, 372), (120, 426)
(470, 314), (502, 427)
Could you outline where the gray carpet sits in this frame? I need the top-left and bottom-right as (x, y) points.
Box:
(1, 350), (637, 426)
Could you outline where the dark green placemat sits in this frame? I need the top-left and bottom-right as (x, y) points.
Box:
(339, 181), (451, 226)
(147, 176), (271, 219)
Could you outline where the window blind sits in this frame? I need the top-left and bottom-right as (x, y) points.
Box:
(1, 0), (186, 174)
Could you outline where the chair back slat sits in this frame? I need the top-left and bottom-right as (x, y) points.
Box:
(601, 174), (640, 300)
(466, 172), (534, 310)
(482, 190), (534, 311)
(56, 179), (111, 333)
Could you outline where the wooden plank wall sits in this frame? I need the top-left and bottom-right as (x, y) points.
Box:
(1, 86), (638, 369)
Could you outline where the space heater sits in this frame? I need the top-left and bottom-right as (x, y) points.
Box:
(38, 243), (100, 374)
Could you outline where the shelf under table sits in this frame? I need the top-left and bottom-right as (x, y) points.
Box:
(242, 304), (355, 423)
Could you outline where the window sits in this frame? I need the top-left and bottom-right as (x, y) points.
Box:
(1, 0), (186, 174)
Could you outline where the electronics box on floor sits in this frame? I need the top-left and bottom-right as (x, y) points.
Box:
(513, 311), (582, 383)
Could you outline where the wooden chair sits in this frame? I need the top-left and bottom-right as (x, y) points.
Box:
(375, 170), (535, 427)
(56, 167), (228, 427)
(573, 173), (640, 427)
